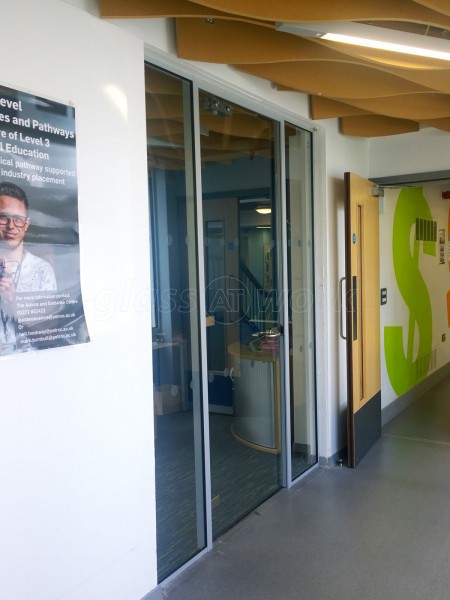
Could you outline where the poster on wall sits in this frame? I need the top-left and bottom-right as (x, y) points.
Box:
(0, 83), (89, 356)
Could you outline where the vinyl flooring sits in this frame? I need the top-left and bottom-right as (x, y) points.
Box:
(161, 375), (450, 600)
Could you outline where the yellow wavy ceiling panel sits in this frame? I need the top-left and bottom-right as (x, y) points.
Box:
(340, 115), (420, 136)
(102, 0), (450, 27)
(422, 116), (450, 130)
(190, 0), (450, 25)
(339, 93), (450, 120)
(416, 1), (450, 17)
(235, 62), (430, 99)
(175, 19), (338, 63)
(102, 0), (450, 137)
(310, 97), (371, 119)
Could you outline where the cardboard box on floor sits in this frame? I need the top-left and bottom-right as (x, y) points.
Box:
(154, 384), (182, 415)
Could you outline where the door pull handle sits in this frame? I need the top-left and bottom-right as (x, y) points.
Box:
(339, 276), (347, 341)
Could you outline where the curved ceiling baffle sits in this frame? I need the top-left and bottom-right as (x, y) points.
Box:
(100, 0), (450, 138)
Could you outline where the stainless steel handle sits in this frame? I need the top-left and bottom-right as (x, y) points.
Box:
(339, 277), (347, 341)
(252, 326), (282, 339)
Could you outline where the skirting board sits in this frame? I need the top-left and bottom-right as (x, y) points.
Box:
(381, 361), (450, 426)
(319, 446), (347, 468)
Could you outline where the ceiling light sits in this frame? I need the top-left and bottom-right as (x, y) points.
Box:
(255, 207), (271, 214)
(277, 21), (450, 61)
(323, 32), (450, 61)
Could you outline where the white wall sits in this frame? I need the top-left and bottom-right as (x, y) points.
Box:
(369, 127), (450, 178)
(0, 2), (156, 599)
(62, 0), (99, 15)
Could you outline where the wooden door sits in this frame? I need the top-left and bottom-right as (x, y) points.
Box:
(345, 173), (381, 467)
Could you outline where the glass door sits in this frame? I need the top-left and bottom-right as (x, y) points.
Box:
(199, 91), (283, 537)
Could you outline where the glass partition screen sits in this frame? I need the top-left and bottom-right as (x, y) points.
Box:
(285, 123), (317, 480)
(146, 64), (206, 582)
(146, 63), (318, 582)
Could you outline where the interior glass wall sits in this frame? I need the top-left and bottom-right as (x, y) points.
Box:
(146, 61), (318, 582)
(199, 91), (283, 537)
(285, 124), (317, 479)
(146, 64), (206, 582)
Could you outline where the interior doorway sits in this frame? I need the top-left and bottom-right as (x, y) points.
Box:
(145, 63), (318, 582)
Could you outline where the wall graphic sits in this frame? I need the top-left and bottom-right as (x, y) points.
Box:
(384, 188), (435, 395)
(0, 83), (89, 356)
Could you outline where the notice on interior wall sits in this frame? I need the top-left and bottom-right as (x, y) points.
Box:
(0, 83), (89, 357)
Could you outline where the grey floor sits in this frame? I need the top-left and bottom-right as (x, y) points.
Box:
(161, 375), (450, 600)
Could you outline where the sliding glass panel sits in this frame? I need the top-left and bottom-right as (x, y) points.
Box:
(145, 64), (206, 582)
(285, 123), (317, 480)
(199, 91), (283, 537)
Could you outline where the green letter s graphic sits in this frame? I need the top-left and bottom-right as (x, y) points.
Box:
(384, 188), (435, 396)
